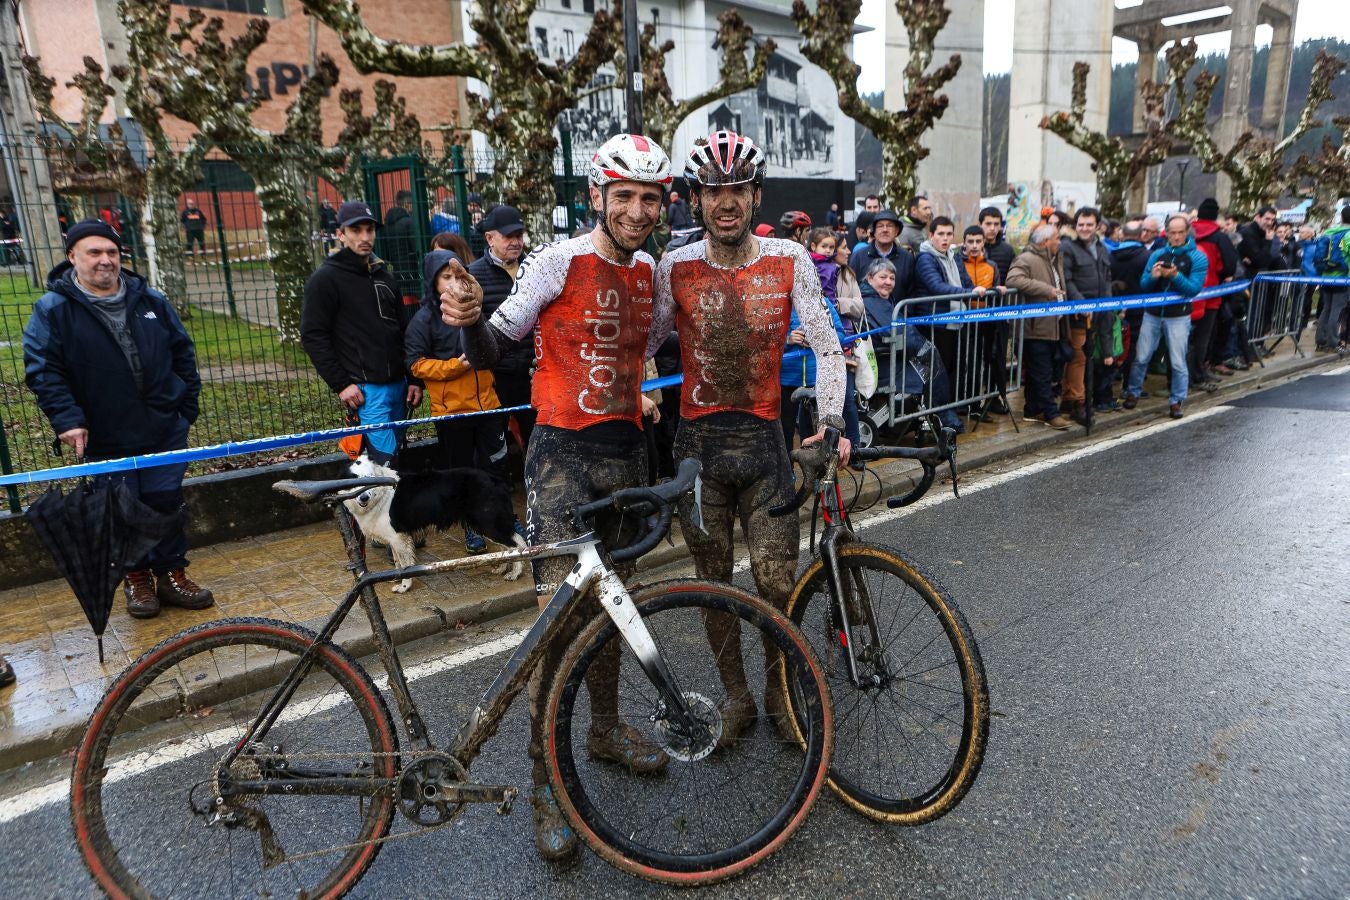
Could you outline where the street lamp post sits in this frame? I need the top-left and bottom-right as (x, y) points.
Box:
(1177, 160), (1190, 212)
(623, 0), (643, 133)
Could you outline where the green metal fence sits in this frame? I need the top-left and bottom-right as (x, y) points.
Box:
(0, 136), (590, 510)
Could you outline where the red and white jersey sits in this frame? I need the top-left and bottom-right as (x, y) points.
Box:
(488, 234), (654, 431)
(648, 237), (845, 424)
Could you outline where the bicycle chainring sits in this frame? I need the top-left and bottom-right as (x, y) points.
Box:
(397, 753), (469, 826)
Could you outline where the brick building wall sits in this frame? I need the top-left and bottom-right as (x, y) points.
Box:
(18, 0), (466, 146)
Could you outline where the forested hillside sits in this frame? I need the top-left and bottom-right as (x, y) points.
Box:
(857, 39), (1348, 203)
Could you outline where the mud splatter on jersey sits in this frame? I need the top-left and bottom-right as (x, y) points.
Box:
(649, 237), (845, 424)
(488, 234), (654, 431)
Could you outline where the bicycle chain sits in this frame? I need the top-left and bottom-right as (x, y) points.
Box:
(216, 748), (493, 867)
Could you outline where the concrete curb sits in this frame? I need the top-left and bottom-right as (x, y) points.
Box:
(0, 351), (1337, 772)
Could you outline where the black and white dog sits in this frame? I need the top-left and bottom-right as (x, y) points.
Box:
(346, 457), (526, 591)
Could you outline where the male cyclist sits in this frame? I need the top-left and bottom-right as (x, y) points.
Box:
(437, 134), (671, 862)
(646, 130), (851, 740)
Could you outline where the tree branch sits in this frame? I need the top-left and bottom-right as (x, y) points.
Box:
(794, 0), (960, 201)
(299, 0), (487, 78)
(640, 9), (776, 149)
(1164, 38), (1346, 214)
(1038, 60), (1171, 217)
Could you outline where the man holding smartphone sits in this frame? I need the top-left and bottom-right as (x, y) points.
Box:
(1123, 214), (1209, 419)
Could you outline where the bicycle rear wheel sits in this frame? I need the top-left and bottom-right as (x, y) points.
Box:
(786, 544), (988, 824)
(71, 617), (399, 899)
(545, 579), (832, 885)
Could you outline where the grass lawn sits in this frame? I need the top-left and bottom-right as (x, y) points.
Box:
(0, 271), (343, 488)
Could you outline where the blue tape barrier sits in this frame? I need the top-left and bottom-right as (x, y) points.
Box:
(1255, 274), (1350, 287)
(7, 272), (1346, 490)
(0, 405), (530, 488)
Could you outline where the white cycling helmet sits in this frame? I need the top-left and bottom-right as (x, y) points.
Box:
(589, 134), (674, 188)
(684, 130), (767, 189)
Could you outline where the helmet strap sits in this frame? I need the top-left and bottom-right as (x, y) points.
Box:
(594, 183), (638, 261)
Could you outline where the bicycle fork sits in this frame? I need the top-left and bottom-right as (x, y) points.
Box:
(581, 547), (706, 742)
(819, 522), (889, 691)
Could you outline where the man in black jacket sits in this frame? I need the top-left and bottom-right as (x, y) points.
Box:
(24, 220), (214, 619)
(1058, 207), (1116, 422)
(1236, 205), (1279, 358)
(978, 206), (1016, 285)
(382, 190), (420, 297)
(1111, 220), (1152, 377)
(467, 205), (535, 449)
(301, 200), (421, 465)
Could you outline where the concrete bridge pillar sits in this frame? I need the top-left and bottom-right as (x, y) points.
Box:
(1215, 0), (1260, 206)
(884, 0), (984, 215)
(1007, 0), (1115, 214)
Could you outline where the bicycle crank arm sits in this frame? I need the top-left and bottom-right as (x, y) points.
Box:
(435, 782), (518, 814)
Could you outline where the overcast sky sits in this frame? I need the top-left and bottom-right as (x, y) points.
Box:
(855, 0), (1350, 93)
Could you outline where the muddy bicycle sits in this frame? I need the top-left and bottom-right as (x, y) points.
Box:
(70, 460), (833, 896)
(773, 424), (990, 824)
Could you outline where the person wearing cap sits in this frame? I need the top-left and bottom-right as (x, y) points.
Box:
(898, 194), (933, 253)
(467, 204), (536, 450)
(23, 219), (213, 620)
(301, 200), (422, 466)
(439, 134), (674, 863)
(849, 207), (913, 293)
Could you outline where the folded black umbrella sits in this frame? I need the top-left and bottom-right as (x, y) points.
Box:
(26, 478), (185, 662)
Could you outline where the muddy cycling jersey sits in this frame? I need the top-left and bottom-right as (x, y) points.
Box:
(648, 237), (845, 426)
(487, 234), (654, 431)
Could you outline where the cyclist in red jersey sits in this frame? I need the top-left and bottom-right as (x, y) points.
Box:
(437, 134), (671, 863)
(646, 130), (851, 742)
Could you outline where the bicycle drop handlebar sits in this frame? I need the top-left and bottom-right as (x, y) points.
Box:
(770, 423), (960, 517)
(573, 457), (703, 563)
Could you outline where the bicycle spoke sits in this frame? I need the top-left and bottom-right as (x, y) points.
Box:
(548, 584), (829, 881)
(791, 546), (987, 822)
(73, 621), (396, 899)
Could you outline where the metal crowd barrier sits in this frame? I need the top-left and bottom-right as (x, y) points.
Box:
(1245, 268), (1310, 364)
(868, 288), (1026, 437)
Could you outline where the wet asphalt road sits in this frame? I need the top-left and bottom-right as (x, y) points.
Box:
(1, 368), (1347, 898)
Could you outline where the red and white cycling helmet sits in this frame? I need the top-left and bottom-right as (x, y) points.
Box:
(589, 134), (674, 188)
(684, 130), (767, 189)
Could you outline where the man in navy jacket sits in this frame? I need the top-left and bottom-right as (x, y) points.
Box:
(24, 220), (214, 619)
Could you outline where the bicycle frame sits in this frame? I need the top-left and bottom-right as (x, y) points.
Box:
(806, 452), (886, 692)
(217, 500), (699, 800)
(790, 423), (958, 692)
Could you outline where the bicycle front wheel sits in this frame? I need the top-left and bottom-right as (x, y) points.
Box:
(545, 579), (832, 885)
(71, 617), (399, 899)
(786, 544), (989, 824)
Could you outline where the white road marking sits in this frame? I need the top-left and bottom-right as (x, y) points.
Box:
(0, 629), (529, 825)
(733, 404), (1233, 573)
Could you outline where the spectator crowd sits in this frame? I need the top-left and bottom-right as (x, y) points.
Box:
(9, 165), (1347, 692)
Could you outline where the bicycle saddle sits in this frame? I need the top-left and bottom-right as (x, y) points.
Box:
(272, 476), (398, 501)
